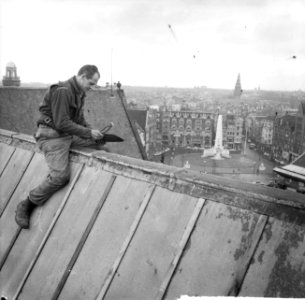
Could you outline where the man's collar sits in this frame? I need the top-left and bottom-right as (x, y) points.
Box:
(70, 76), (85, 97)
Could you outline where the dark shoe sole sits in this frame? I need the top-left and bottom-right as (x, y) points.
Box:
(15, 209), (30, 229)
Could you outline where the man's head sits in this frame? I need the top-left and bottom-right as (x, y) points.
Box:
(76, 65), (100, 92)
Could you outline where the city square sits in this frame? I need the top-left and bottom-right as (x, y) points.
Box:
(165, 145), (277, 185)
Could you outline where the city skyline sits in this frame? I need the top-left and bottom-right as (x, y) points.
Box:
(1, 0), (305, 90)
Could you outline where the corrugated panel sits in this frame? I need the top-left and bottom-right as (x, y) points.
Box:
(104, 187), (199, 300)
(165, 201), (267, 298)
(239, 217), (305, 297)
(0, 148), (34, 215)
(0, 153), (48, 267)
(0, 143), (15, 175)
(0, 163), (82, 299)
(18, 167), (114, 299)
(58, 177), (154, 300)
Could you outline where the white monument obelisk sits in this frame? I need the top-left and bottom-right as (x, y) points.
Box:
(202, 115), (230, 160)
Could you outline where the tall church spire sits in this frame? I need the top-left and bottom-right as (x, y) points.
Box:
(233, 73), (242, 98)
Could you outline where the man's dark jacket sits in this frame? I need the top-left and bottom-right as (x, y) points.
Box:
(37, 76), (92, 139)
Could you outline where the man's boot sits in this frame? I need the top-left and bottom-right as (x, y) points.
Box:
(15, 198), (36, 229)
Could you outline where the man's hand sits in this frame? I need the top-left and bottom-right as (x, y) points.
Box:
(91, 129), (104, 140)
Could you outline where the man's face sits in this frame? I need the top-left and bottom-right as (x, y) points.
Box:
(79, 72), (99, 92)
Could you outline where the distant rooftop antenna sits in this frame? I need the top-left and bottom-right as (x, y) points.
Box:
(110, 48), (114, 97)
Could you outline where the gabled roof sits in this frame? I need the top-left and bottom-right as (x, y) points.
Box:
(0, 87), (147, 159)
(1, 130), (305, 299)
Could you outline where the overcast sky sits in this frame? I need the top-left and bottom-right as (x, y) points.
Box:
(0, 0), (304, 90)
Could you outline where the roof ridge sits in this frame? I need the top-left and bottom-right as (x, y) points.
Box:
(116, 90), (148, 160)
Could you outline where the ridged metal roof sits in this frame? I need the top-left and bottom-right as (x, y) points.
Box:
(1, 130), (305, 299)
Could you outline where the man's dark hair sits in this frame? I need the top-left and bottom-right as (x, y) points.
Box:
(78, 65), (100, 79)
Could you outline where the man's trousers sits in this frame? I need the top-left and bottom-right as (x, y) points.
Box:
(29, 135), (100, 205)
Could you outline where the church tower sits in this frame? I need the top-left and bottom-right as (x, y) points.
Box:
(233, 73), (242, 98)
(2, 62), (21, 87)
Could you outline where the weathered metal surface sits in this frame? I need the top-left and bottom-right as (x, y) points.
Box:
(0, 148), (33, 215)
(1, 131), (305, 209)
(239, 217), (305, 297)
(156, 198), (207, 300)
(0, 143), (15, 175)
(52, 174), (116, 300)
(18, 168), (114, 300)
(105, 187), (198, 300)
(0, 153), (47, 266)
(164, 201), (267, 298)
(0, 163), (82, 299)
(1, 136), (305, 299)
(59, 178), (154, 300)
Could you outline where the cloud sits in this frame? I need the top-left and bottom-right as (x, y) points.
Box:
(1, 0), (304, 89)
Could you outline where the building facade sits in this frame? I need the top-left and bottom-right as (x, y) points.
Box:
(248, 115), (274, 155)
(160, 110), (216, 149)
(272, 113), (296, 163)
(222, 115), (244, 151)
(293, 101), (305, 157)
(146, 107), (160, 158)
(146, 107), (248, 157)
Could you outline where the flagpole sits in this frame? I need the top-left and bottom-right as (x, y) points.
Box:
(110, 48), (113, 96)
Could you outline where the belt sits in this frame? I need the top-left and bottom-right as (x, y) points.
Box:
(34, 125), (61, 140)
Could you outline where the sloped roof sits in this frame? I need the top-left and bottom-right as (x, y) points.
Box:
(0, 87), (146, 159)
(274, 151), (305, 182)
(1, 130), (305, 299)
(128, 109), (147, 131)
(293, 151), (305, 167)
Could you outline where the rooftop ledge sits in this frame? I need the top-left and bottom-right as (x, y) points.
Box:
(1, 128), (304, 226)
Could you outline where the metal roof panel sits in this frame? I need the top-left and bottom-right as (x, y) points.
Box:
(1, 134), (305, 299)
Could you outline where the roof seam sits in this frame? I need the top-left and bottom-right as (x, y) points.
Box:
(116, 90), (148, 160)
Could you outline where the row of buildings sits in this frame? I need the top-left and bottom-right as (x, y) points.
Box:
(130, 100), (305, 163)
(5, 61), (302, 166)
(247, 101), (305, 163)
(130, 106), (245, 159)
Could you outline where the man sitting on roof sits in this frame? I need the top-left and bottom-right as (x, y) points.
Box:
(15, 65), (106, 229)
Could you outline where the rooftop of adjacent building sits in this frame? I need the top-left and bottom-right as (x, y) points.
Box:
(274, 151), (305, 184)
(0, 86), (147, 160)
